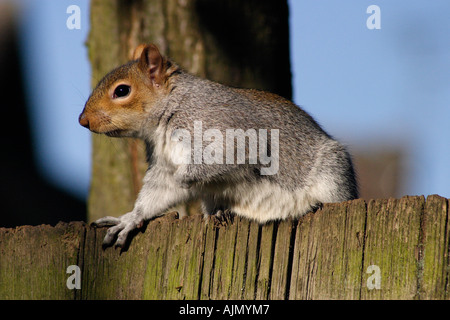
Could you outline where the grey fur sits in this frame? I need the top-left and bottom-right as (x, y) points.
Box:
(86, 62), (358, 248)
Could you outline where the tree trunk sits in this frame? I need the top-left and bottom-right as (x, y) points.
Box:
(86, 0), (291, 222)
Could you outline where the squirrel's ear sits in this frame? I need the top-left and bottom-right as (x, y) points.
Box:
(132, 44), (147, 60)
(137, 44), (164, 86)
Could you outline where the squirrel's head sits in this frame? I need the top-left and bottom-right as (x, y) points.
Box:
(79, 44), (178, 138)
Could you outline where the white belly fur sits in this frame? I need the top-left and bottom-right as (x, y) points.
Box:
(209, 178), (335, 223)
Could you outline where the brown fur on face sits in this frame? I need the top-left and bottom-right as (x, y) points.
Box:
(79, 45), (179, 138)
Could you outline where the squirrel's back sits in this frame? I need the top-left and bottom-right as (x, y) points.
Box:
(149, 71), (358, 222)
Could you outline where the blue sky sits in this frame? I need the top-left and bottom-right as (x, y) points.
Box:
(14, 0), (450, 200)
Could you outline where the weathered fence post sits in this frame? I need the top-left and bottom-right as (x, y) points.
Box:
(1, 195), (448, 300)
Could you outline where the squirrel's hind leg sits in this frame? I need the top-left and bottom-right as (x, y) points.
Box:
(201, 195), (234, 226)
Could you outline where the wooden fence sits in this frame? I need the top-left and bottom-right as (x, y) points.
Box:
(0, 195), (448, 300)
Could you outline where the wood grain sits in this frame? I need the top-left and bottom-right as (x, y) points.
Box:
(1, 196), (449, 300)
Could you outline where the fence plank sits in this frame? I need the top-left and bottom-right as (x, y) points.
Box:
(340, 199), (367, 299)
(360, 196), (424, 299)
(255, 223), (276, 299)
(199, 216), (217, 300)
(288, 200), (366, 299)
(307, 202), (348, 299)
(164, 216), (189, 299)
(0, 222), (84, 299)
(242, 221), (261, 299)
(210, 217), (239, 299)
(420, 195), (449, 299)
(81, 216), (158, 299)
(229, 217), (251, 299)
(142, 214), (174, 299)
(181, 214), (208, 299)
(269, 219), (295, 300)
(288, 211), (314, 299)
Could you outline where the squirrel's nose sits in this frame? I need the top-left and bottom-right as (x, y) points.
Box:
(79, 112), (90, 129)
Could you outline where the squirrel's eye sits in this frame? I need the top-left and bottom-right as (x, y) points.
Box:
(113, 84), (131, 99)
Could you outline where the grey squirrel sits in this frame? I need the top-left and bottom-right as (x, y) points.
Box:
(79, 44), (358, 248)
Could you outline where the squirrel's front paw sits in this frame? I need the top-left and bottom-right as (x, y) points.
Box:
(92, 212), (144, 249)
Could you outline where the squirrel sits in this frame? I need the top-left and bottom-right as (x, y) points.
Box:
(79, 43), (358, 248)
